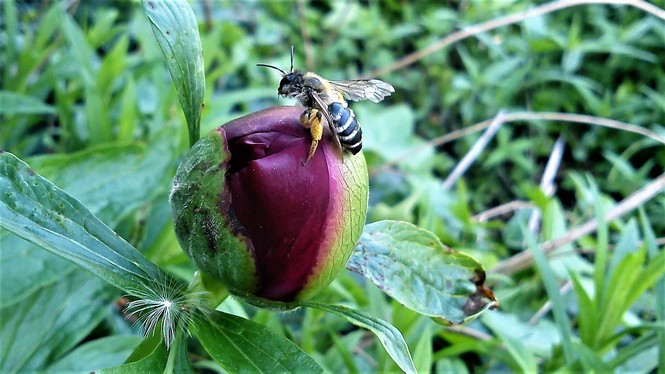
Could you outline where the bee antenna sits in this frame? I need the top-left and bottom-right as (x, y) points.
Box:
(289, 45), (294, 73)
(256, 63), (287, 76)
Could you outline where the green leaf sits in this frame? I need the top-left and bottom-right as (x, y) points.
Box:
(2, 138), (175, 305)
(304, 301), (417, 374)
(609, 331), (660, 370)
(435, 358), (470, 374)
(483, 312), (538, 372)
(0, 151), (167, 294)
(191, 311), (324, 373)
(27, 138), (175, 227)
(0, 91), (55, 115)
(48, 336), (143, 372)
(98, 335), (168, 374)
(326, 330), (361, 373)
(0, 137), (178, 371)
(412, 326), (433, 373)
(570, 271), (597, 347)
(98, 35), (129, 94)
(3, 0), (17, 87)
(619, 249), (665, 318)
(639, 209), (665, 373)
(143, 0), (205, 147)
(347, 220), (497, 324)
(524, 227), (577, 365)
(358, 104), (435, 171)
(0, 270), (114, 373)
(118, 79), (138, 142)
(597, 250), (644, 348)
(165, 329), (195, 374)
(541, 199), (592, 277)
(0, 234), (76, 307)
(123, 331), (163, 364)
(59, 7), (111, 143)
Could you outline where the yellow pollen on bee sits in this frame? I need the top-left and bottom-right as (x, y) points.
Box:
(300, 108), (324, 163)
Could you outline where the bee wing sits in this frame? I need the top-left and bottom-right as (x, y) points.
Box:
(310, 91), (343, 152)
(328, 79), (395, 103)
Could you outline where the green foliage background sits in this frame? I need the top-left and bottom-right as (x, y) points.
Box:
(1, 0), (664, 372)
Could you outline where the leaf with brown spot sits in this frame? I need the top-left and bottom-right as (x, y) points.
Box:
(347, 220), (498, 324)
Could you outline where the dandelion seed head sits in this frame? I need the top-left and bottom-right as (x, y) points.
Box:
(123, 277), (207, 349)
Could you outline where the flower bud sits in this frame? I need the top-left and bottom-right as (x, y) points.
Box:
(170, 106), (368, 303)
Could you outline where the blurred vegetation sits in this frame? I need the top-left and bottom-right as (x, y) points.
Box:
(1, 0), (664, 372)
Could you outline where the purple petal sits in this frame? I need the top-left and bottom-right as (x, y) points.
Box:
(222, 106), (341, 300)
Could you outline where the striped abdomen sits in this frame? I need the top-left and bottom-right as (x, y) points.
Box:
(329, 102), (362, 155)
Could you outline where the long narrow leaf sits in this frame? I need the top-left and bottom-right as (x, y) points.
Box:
(639, 209), (665, 374)
(0, 91), (55, 115)
(0, 151), (166, 293)
(304, 301), (417, 374)
(164, 328), (195, 374)
(524, 227), (576, 365)
(597, 251), (644, 348)
(143, 0), (205, 147)
(0, 271), (112, 373)
(569, 271), (596, 346)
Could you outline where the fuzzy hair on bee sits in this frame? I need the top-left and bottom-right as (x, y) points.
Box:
(257, 46), (394, 163)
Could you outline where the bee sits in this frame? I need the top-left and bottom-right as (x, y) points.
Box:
(258, 46), (394, 163)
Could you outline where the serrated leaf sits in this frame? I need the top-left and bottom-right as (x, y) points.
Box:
(143, 0), (205, 146)
(304, 302), (417, 374)
(0, 151), (167, 294)
(347, 220), (497, 324)
(0, 91), (55, 115)
(192, 311), (324, 373)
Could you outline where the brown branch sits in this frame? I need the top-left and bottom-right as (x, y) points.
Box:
(491, 172), (665, 275)
(371, 111), (665, 175)
(472, 201), (535, 222)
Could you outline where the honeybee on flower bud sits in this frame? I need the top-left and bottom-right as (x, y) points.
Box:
(258, 46), (394, 163)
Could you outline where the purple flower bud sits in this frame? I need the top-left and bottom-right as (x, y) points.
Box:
(170, 106), (368, 303)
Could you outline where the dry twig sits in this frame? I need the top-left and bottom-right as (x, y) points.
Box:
(491, 172), (665, 275)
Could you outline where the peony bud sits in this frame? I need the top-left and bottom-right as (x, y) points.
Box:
(170, 106), (368, 304)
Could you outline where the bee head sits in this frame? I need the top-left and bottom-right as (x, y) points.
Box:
(277, 72), (304, 98)
(258, 46), (302, 98)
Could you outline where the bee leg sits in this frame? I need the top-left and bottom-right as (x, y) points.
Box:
(300, 108), (323, 163)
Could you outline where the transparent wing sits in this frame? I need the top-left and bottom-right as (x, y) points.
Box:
(310, 91), (343, 151)
(328, 79), (395, 103)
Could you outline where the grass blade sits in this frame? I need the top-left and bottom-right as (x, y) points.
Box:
(143, 0), (205, 147)
(523, 226), (576, 365)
